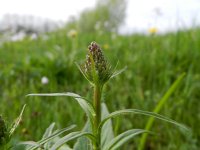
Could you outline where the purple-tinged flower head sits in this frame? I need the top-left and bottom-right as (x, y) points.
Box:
(79, 41), (112, 86)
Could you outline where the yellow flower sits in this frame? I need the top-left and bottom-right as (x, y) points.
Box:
(148, 27), (158, 34)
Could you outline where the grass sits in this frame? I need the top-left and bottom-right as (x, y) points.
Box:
(0, 28), (199, 149)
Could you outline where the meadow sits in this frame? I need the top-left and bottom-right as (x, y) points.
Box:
(0, 28), (199, 149)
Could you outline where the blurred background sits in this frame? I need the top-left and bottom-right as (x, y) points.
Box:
(0, 0), (200, 149)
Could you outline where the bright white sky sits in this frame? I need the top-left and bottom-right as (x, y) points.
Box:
(0, 0), (200, 33)
(0, 0), (96, 21)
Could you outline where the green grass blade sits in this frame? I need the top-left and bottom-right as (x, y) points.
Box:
(50, 132), (96, 150)
(103, 129), (149, 150)
(27, 92), (96, 128)
(138, 73), (186, 150)
(99, 109), (187, 138)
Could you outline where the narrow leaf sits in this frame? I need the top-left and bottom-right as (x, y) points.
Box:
(101, 103), (114, 148)
(99, 109), (187, 135)
(103, 129), (148, 150)
(138, 73), (186, 150)
(50, 132), (96, 150)
(27, 92), (96, 128)
(18, 141), (39, 147)
(42, 122), (56, 149)
(20, 124), (76, 150)
(42, 122), (55, 139)
(74, 120), (92, 150)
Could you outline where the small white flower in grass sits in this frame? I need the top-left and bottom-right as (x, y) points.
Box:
(41, 76), (49, 85)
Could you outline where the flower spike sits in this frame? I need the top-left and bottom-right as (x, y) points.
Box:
(80, 41), (112, 86)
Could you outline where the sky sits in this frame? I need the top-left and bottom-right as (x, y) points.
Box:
(125, 0), (200, 33)
(0, 0), (96, 21)
(0, 0), (200, 33)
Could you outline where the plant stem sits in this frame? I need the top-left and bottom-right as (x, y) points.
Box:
(93, 84), (102, 150)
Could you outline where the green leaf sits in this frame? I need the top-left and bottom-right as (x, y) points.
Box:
(9, 104), (26, 137)
(42, 123), (56, 149)
(19, 124), (76, 150)
(50, 132), (96, 150)
(50, 137), (73, 150)
(138, 73), (186, 150)
(99, 109), (187, 136)
(57, 144), (72, 150)
(18, 141), (39, 147)
(27, 92), (96, 129)
(101, 103), (114, 148)
(42, 122), (55, 139)
(103, 129), (148, 150)
(73, 120), (92, 150)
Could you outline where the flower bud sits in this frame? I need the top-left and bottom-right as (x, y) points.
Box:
(80, 41), (112, 85)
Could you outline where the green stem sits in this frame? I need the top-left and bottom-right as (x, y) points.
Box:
(138, 73), (186, 150)
(93, 85), (102, 150)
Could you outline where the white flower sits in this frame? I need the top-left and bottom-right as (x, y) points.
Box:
(41, 76), (49, 85)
